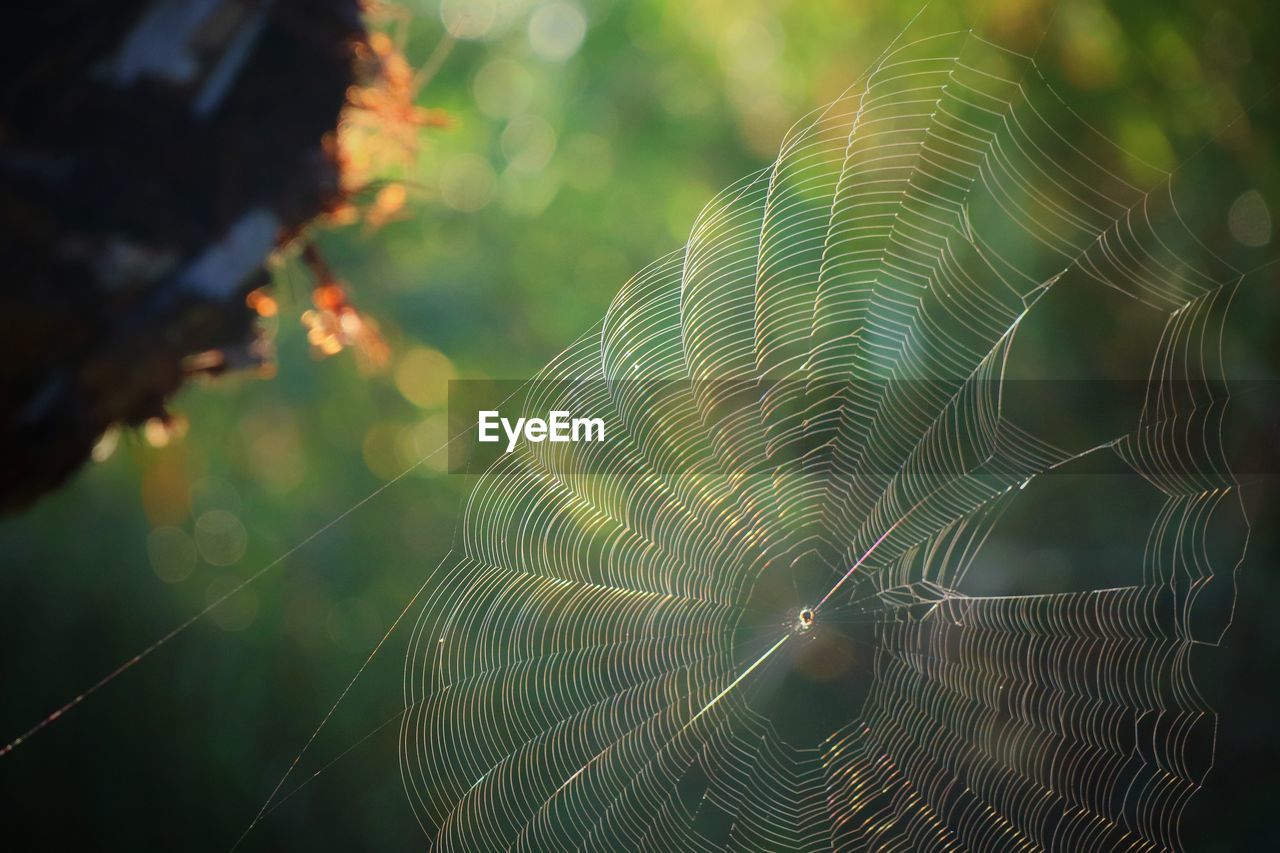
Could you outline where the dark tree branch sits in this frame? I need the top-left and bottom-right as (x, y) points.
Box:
(0, 0), (365, 512)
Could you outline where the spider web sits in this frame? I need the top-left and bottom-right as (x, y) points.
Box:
(401, 31), (1248, 851)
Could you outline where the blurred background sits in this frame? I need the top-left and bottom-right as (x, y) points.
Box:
(1, 0), (1277, 849)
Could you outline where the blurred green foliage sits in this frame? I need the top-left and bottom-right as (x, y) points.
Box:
(1, 0), (1277, 849)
